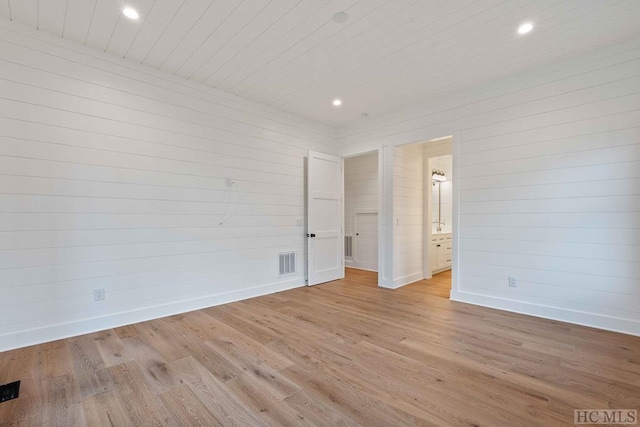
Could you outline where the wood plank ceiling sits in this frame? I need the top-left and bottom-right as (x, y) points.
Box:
(2, 0), (640, 126)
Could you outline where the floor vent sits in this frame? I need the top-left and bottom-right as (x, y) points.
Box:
(0, 381), (20, 403)
(345, 235), (353, 258)
(278, 251), (296, 276)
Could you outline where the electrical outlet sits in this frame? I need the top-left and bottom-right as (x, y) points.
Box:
(508, 276), (518, 287)
(93, 288), (105, 301)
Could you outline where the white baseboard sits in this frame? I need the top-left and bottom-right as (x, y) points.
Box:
(450, 290), (640, 337)
(0, 278), (305, 352)
(345, 259), (378, 272)
(378, 275), (393, 288)
(380, 272), (424, 289)
(346, 266), (378, 273)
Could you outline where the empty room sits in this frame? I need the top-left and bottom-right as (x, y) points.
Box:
(1, 1), (639, 426)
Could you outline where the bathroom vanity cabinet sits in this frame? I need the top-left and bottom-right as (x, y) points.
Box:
(430, 233), (452, 273)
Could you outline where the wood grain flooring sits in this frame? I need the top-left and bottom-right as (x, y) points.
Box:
(1, 268), (639, 426)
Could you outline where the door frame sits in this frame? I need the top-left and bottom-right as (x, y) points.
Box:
(342, 149), (381, 276)
(376, 133), (460, 297)
(424, 150), (453, 279)
(340, 137), (460, 298)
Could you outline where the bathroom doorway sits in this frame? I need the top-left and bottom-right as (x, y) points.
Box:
(427, 153), (453, 277)
(378, 135), (455, 294)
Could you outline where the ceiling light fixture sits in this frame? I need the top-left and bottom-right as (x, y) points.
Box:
(333, 99), (342, 107)
(123, 7), (139, 20)
(517, 22), (533, 34)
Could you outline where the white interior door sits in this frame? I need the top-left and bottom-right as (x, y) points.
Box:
(307, 151), (344, 286)
(355, 212), (378, 271)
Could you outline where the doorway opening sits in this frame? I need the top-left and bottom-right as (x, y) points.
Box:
(427, 153), (453, 296)
(344, 150), (379, 280)
(383, 135), (455, 296)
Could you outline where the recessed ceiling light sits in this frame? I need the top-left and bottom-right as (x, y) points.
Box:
(332, 12), (349, 24)
(332, 99), (342, 107)
(123, 7), (139, 20)
(518, 22), (533, 34)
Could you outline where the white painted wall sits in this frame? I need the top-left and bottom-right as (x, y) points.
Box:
(344, 152), (378, 271)
(378, 146), (394, 287)
(339, 39), (640, 336)
(390, 143), (424, 288)
(0, 21), (338, 351)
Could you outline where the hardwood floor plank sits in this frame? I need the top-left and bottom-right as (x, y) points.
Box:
(1, 268), (639, 426)
(82, 390), (134, 427)
(397, 335), (609, 410)
(92, 330), (132, 368)
(113, 325), (140, 341)
(167, 356), (266, 426)
(159, 385), (223, 427)
(40, 374), (85, 427)
(133, 321), (191, 363)
(38, 341), (74, 380)
(267, 337), (353, 373)
(0, 347), (37, 385)
(194, 311), (295, 372)
(206, 305), (279, 345)
(334, 347), (554, 427)
(107, 361), (175, 426)
(283, 390), (361, 427)
(223, 375), (315, 427)
(156, 317), (244, 383)
(67, 335), (114, 398)
(282, 362), (424, 426)
(204, 337), (300, 401)
(118, 335), (180, 395)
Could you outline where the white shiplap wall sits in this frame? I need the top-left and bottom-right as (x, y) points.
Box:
(391, 143), (424, 288)
(344, 151), (378, 270)
(0, 21), (337, 351)
(339, 39), (640, 336)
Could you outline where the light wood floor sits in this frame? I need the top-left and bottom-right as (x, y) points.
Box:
(1, 269), (639, 426)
